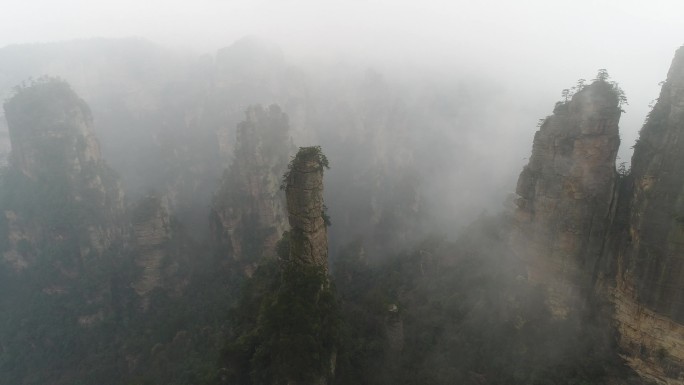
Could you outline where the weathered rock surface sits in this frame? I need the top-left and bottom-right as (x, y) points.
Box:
(211, 105), (291, 273)
(284, 146), (329, 269)
(5, 81), (102, 179)
(1, 78), (126, 270)
(0, 117), (10, 168)
(513, 47), (684, 384)
(132, 195), (171, 309)
(609, 46), (684, 384)
(283, 146), (334, 385)
(511, 79), (622, 317)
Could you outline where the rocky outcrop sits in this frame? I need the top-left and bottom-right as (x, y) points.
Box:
(283, 146), (330, 270)
(609, 46), (684, 384)
(5, 79), (103, 179)
(513, 47), (684, 384)
(511, 79), (622, 317)
(211, 105), (291, 274)
(0, 78), (126, 270)
(219, 147), (336, 385)
(132, 195), (171, 309)
(0, 117), (10, 167)
(283, 146), (335, 385)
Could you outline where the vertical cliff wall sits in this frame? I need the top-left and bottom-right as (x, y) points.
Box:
(132, 195), (171, 309)
(0, 78), (126, 270)
(512, 48), (684, 384)
(5, 80), (102, 179)
(511, 79), (622, 317)
(609, 46), (684, 384)
(211, 105), (291, 274)
(0, 79), (130, 370)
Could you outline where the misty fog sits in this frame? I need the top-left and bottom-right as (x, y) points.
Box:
(1, 1), (683, 384)
(3, 1), (682, 157)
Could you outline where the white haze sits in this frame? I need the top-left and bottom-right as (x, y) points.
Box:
(0, 4), (682, 383)
(1, 0), (683, 164)
(2, 0), (683, 163)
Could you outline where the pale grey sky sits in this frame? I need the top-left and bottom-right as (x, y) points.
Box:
(1, 0), (683, 159)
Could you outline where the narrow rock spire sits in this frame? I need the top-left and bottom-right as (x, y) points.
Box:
(283, 145), (330, 270)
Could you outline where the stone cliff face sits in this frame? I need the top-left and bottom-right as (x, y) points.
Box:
(219, 146), (336, 385)
(513, 47), (684, 384)
(512, 79), (622, 317)
(132, 195), (171, 309)
(609, 46), (684, 384)
(0, 117), (10, 168)
(0, 79), (126, 270)
(283, 146), (330, 270)
(284, 146), (335, 385)
(211, 105), (291, 274)
(5, 81), (102, 179)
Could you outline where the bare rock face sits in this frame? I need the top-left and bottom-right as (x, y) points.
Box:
(132, 195), (171, 309)
(0, 117), (10, 168)
(283, 146), (330, 270)
(512, 48), (684, 383)
(282, 145), (334, 385)
(0, 78), (126, 270)
(219, 149), (335, 385)
(211, 105), (291, 274)
(5, 82), (102, 179)
(512, 80), (622, 317)
(611, 46), (684, 384)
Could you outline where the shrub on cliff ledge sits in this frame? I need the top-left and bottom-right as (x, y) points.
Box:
(280, 145), (329, 190)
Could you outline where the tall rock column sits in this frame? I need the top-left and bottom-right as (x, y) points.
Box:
(280, 145), (335, 385)
(284, 146), (329, 270)
(211, 105), (292, 275)
(221, 146), (337, 385)
(0, 78), (128, 345)
(611, 46), (684, 384)
(1, 78), (126, 269)
(511, 79), (622, 317)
